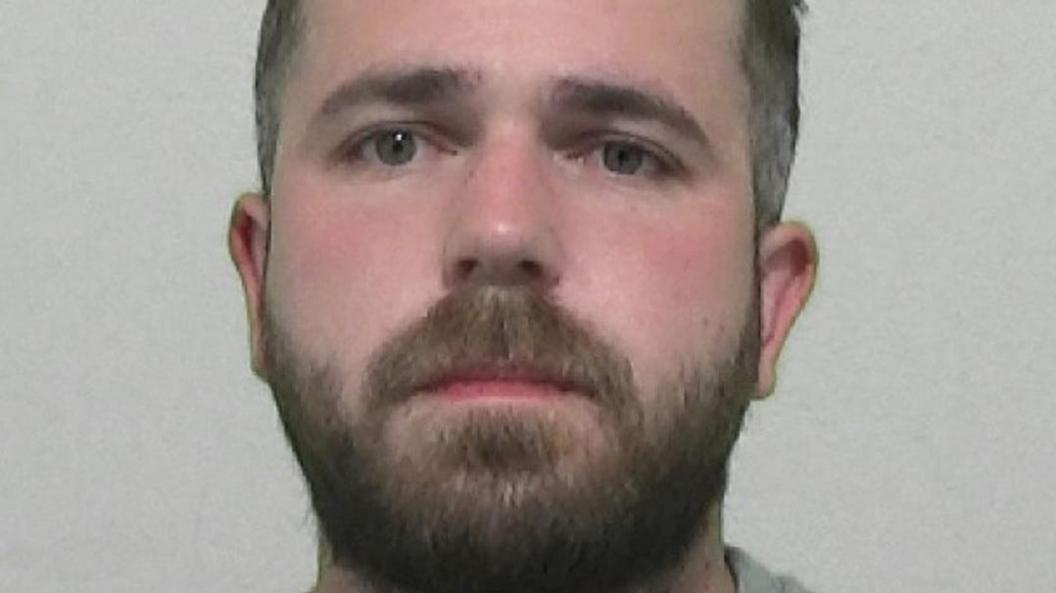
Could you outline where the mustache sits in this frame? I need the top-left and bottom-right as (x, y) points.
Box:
(361, 286), (636, 410)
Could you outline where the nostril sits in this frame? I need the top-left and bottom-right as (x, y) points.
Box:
(446, 253), (557, 288)
(456, 259), (478, 280)
(517, 259), (543, 278)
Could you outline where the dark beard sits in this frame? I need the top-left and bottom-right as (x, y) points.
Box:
(263, 286), (757, 593)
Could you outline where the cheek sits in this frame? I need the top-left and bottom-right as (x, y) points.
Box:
(264, 192), (440, 368)
(658, 229), (751, 310)
(571, 204), (755, 390)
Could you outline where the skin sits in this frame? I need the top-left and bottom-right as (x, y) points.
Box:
(229, 0), (817, 591)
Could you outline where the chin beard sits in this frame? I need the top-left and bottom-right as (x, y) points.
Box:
(263, 286), (757, 593)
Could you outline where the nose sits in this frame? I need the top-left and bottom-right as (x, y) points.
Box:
(441, 131), (565, 291)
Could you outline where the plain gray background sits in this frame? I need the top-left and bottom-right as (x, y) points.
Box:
(3, 1), (1055, 591)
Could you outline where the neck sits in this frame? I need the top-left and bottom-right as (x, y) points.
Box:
(310, 506), (736, 593)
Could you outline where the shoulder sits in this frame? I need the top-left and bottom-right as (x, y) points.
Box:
(725, 546), (819, 593)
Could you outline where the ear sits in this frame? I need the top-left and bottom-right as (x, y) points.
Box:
(228, 192), (271, 379)
(754, 221), (818, 398)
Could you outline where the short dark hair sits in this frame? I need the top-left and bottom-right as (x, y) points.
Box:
(254, 0), (805, 226)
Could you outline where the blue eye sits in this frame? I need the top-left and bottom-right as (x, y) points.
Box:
(364, 129), (418, 166)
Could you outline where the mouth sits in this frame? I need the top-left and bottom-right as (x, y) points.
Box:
(415, 367), (588, 402)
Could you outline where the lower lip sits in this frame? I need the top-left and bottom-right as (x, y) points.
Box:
(431, 380), (569, 401)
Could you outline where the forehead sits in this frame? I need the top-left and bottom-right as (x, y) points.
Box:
(288, 0), (746, 114)
(298, 0), (743, 55)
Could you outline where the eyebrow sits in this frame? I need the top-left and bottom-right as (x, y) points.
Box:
(313, 66), (480, 124)
(549, 77), (712, 152)
(308, 68), (711, 154)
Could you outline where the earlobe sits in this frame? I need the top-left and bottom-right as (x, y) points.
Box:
(754, 221), (818, 398)
(228, 192), (271, 379)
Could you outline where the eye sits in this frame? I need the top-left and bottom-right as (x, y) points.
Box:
(591, 139), (679, 179)
(602, 141), (648, 175)
(368, 129), (418, 166)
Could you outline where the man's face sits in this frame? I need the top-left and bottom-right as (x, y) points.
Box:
(230, 0), (813, 591)
(269, 0), (756, 403)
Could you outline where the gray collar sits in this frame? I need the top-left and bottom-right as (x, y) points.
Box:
(725, 546), (816, 593)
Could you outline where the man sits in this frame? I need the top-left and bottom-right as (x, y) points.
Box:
(228, 0), (819, 591)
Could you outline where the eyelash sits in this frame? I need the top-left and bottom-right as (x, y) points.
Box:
(337, 124), (446, 165)
(335, 126), (683, 179)
(574, 135), (682, 179)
